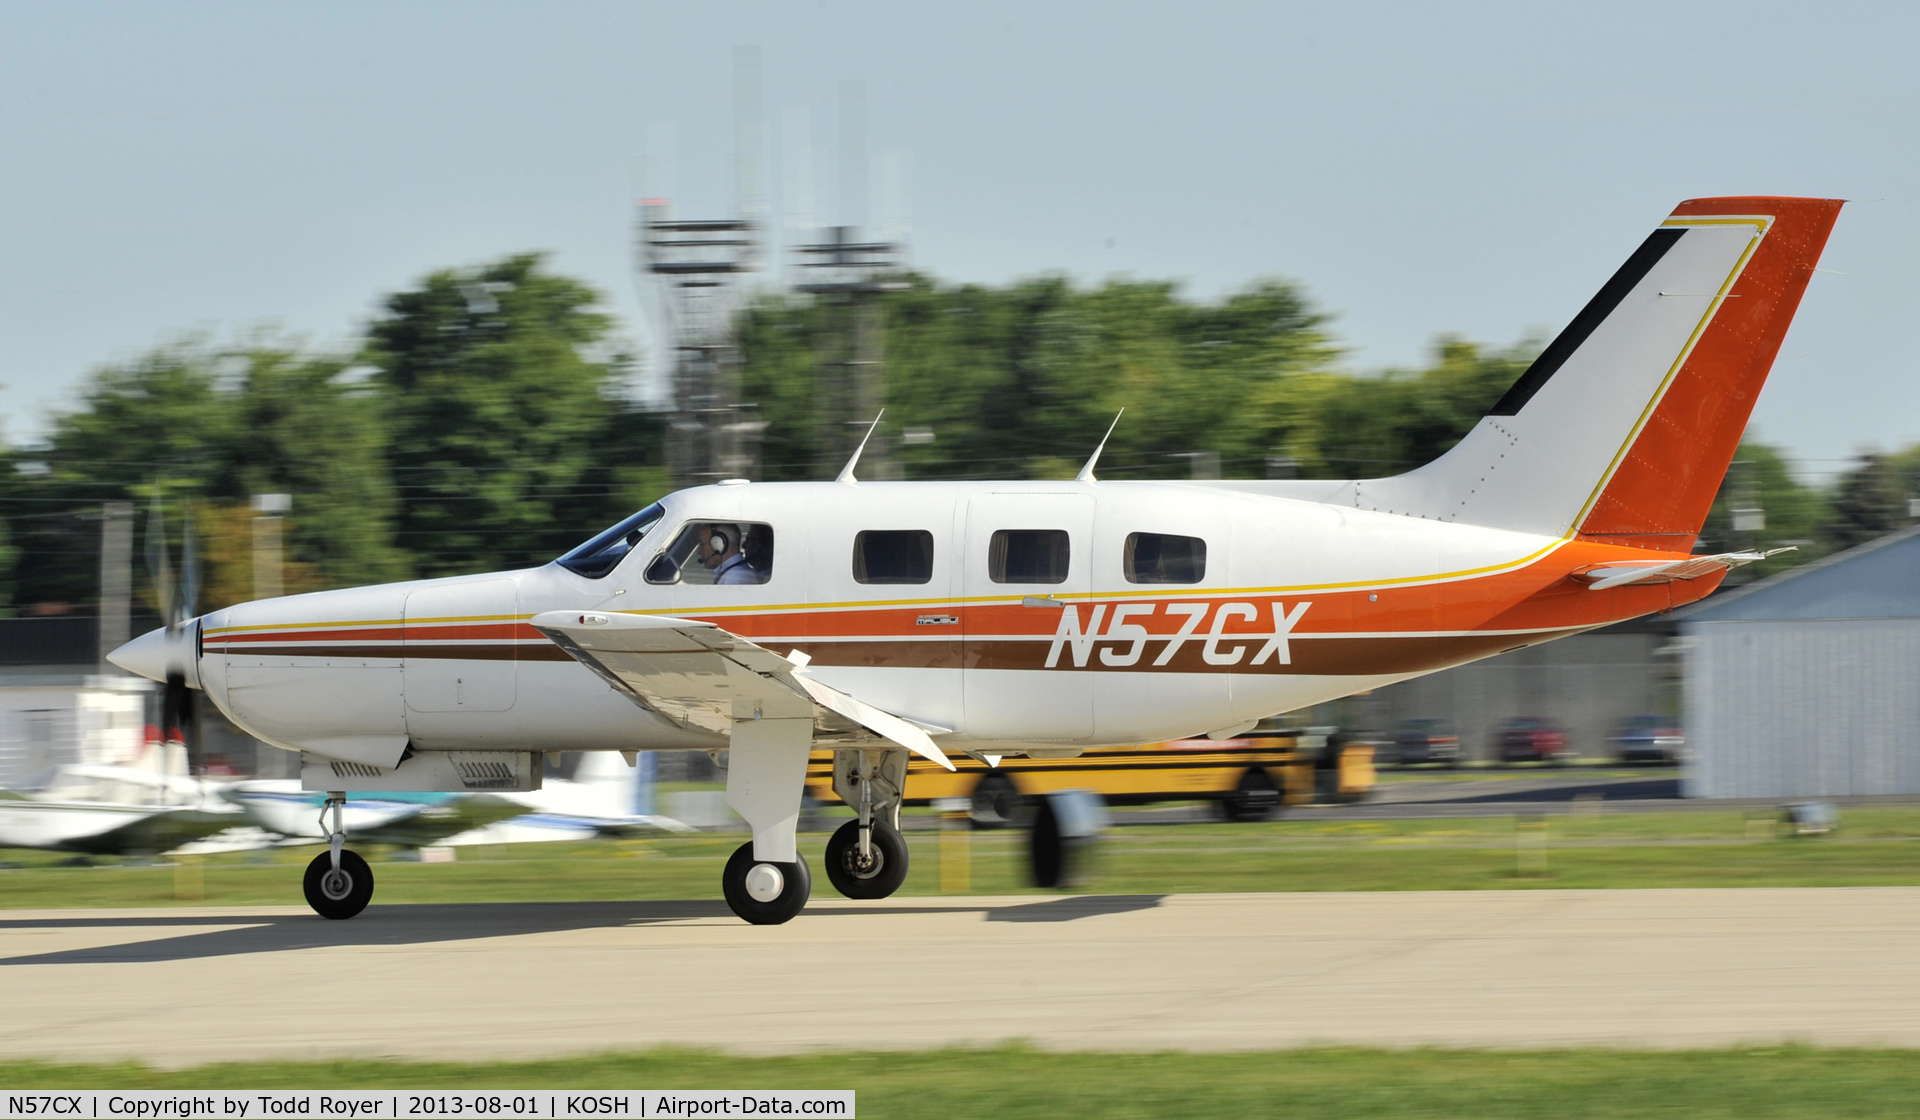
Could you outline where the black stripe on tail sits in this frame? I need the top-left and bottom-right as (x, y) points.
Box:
(1489, 227), (1686, 417)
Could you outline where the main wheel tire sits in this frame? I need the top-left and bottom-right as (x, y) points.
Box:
(823, 819), (910, 899)
(721, 842), (811, 925)
(1219, 768), (1281, 822)
(969, 771), (1026, 829)
(303, 849), (374, 920)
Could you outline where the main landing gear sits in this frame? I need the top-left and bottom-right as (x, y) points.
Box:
(302, 792), (373, 920)
(718, 734), (914, 925)
(823, 749), (910, 900)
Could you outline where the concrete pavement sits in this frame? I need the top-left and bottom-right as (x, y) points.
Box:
(3, 888), (1917, 1066)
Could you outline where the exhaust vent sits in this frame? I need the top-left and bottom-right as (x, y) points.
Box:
(452, 758), (519, 789)
(302, 749), (539, 793)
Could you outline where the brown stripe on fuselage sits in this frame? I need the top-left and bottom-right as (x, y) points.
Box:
(780, 630), (1577, 676)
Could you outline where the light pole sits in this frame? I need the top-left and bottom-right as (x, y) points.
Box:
(252, 493), (290, 601)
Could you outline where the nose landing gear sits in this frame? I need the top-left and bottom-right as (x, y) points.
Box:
(721, 842), (811, 925)
(302, 792), (373, 920)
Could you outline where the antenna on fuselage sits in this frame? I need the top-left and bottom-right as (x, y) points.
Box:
(835, 409), (886, 484)
(1075, 409), (1126, 483)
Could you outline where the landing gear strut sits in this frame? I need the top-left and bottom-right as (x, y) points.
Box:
(721, 717), (815, 925)
(303, 792), (373, 920)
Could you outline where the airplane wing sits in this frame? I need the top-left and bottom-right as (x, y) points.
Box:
(352, 794), (527, 848)
(0, 805), (238, 857)
(530, 610), (954, 770)
(1577, 548), (1796, 591)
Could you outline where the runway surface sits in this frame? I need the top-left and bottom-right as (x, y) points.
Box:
(5, 888), (1919, 1066)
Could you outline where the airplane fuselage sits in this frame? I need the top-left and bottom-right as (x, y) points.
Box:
(191, 478), (1710, 763)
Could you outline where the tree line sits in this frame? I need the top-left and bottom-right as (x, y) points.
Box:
(1, 254), (1910, 615)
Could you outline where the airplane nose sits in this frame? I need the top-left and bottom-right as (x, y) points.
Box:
(107, 626), (171, 682)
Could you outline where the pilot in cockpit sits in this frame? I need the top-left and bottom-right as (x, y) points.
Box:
(697, 524), (760, 585)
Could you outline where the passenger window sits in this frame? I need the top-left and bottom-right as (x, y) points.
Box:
(853, 530), (934, 585)
(989, 529), (1070, 584)
(1124, 532), (1207, 584)
(644, 521), (775, 586)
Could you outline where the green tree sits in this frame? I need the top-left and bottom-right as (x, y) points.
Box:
(363, 253), (645, 576)
(223, 348), (409, 589)
(7, 340), (410, 611)
(9, 343), (238, 610)
(737, 275), (1343, 481)
(1824, 451), (1911, 551)
(1268, 336), (1539, 479)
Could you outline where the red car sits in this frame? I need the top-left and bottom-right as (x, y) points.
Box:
(1496, 717), (1571, 764)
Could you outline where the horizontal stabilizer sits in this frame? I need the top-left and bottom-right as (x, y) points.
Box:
(1577, 548), (1795, 590)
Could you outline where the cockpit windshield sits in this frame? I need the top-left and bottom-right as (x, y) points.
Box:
(555, 503), (666, 578)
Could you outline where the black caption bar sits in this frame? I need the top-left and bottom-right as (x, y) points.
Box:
(0, 1093), (853, 1120)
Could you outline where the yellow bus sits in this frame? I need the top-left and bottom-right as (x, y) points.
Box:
(805, 730), (1375, 825)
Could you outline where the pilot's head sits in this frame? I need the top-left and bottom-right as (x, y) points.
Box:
(697, 524), (741, 569)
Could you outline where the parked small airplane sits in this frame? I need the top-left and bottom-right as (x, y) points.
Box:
(0, 763), (239, 856)
(222, 751), (688, 848)
(220, 782), (525, 849)
(110, 196), (1842, 923)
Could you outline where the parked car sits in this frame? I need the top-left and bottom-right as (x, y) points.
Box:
(1611, 715), (1683, 764)
(1495, 717), (1571, 764)
(1387, 719), (1461, 767)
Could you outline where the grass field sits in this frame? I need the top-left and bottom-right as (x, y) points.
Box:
(3, 805), (1919, 909)
(3, 1046), (1919, 1118)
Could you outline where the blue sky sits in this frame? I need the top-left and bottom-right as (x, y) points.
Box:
(2, 1), (1914, 477)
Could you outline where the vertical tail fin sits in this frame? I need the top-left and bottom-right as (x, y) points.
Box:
(1334, 197), (1842, 548)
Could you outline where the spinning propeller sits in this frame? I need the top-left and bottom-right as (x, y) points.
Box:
(109, 492), (206, 778)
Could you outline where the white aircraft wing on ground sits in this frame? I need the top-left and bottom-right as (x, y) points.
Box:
(0, 765), (241, 856)
(440, 751), (695, 847)
(530, 610), (954, 770)
(222, 782), (526, 848)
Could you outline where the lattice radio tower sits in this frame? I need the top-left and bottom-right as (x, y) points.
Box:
(638, 48), (767, 486)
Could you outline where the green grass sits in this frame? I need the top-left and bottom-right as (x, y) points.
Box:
(4, 1046), (1920, 1118)
(3, 807), (1920, 909)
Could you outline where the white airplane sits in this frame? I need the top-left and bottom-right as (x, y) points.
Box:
(438, 750), (696, 846)
(219, 783), (525, 848)
(109, 195), (1842, 924)
(0, 763), (240, 856)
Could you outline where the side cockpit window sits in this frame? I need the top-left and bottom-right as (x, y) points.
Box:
(645, 521), (775, 585)
(556, 503), (665, 579)
(853, 530), (934, 585)
(988, 529), (1070, 584)
(1124, 532), (1206, 584)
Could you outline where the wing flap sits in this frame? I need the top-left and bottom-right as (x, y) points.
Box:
(531, 611), (954, 768)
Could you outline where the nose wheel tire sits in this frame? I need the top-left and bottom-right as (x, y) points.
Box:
(722, 842), (811, 925)
(303, 849), (374, 920)
(823, 818), (910, 900)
